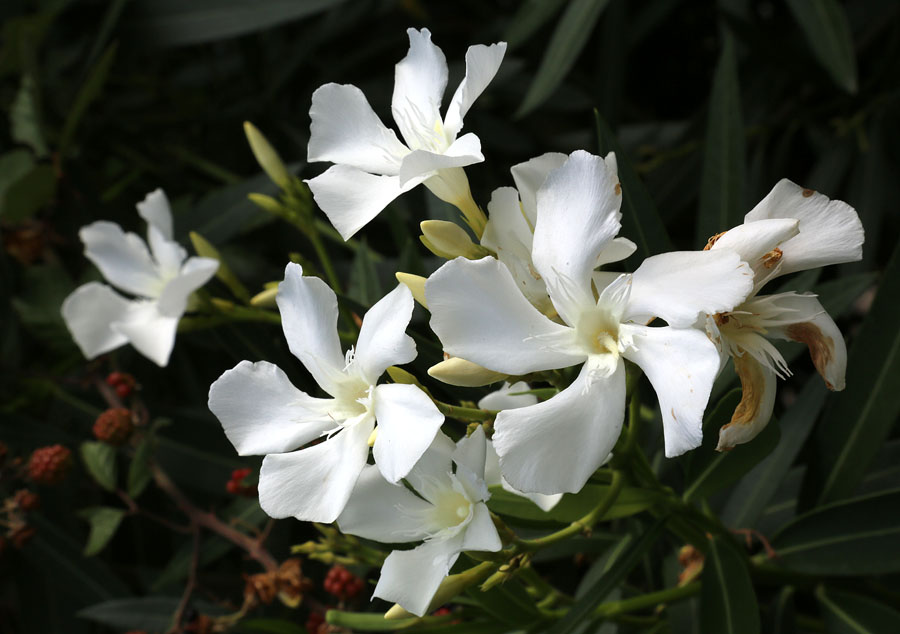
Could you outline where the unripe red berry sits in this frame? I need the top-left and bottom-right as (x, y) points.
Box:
(106, 372), (136, 398)
(225, 480), (241, 494)
(27, 445), (72, 485)
(13, 489), (40, 511)
(93, 408), (134, 446)
(231, 467), (251, 482)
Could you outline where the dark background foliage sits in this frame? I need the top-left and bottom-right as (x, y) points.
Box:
(1, 0), (899, 632)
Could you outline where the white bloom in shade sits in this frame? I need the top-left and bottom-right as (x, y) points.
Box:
(61, 189), (218, 367)
(481, 152), (636, 315)
(704, 180), (864, 450)
(426, 150), (754, 494)
(306, 28), (506, 239)
(208, 262), (443, 523)
(479, 382), (563, 512)
(337, 429), (501, 616)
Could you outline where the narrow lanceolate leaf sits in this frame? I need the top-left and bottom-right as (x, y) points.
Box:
(721, 379), (827, 529)
(78, 507), (126, 556)
(595, 111), (672, 263)
(816, 586), (900, 634)
(547, 518), (666, 634)
(785, 0), (858, 94)
(700, 536), (760, 634)
(695, 35), (745, 247)
(59, 43), (118, 156)
(515, 0), (610, 117)
(811, 243), (900, 504)
(503, 0), (567, 50)
(772, 488), (900, 575)
(80, 441), (118, 492)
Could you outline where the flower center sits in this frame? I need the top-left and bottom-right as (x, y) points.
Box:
(576, 309), (621, 357)
(431, 488), (472, 529)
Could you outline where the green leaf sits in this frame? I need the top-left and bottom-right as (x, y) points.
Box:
(700, 536), (760, 634)
(78, 597), (224, 630)
(78, 507), (126, 557)
(695, 34), (745, 246)
(594, 111), (672, 263)
(503, 0), (567, 50)
(721, 379), (827, 528)
(515, 0), (610, 117)
(80, 441), (118, 492)
(767, 586), (796, 634)
(59, 43), (118, 156)
(816, 586), (900, 634)
(546, 518), (666, 634)
(11, 73), (48, 157)
(810, 243), (900, 504)
(127, 435), (154, 498)
(488, 483), (659, 524)
(128, 0), (346, 47)
(786, 0), (858, 93)
(347, 239), (381, 308)
(772, 488), (900, 575)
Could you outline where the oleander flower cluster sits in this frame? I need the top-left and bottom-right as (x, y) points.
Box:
(61, 28), (865, 617)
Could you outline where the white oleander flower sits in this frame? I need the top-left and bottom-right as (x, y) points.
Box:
(479, 382), (562, 512)
(481, 152), (636, 316)
(426, 150), (754, 494)
(703, 180), (864, 450)
(306, 28), (506, 239)
(337, 428), (501, 616)
(61, 189), (218, 367)
(208, 262), (444, 523)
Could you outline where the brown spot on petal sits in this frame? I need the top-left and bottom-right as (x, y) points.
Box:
(718, 353), (768, 450)
(785, 322), (836, 389)
(703, 231), (727, 251)
(802, 188), (815, 197)
(671, 408), (677, 421)
(761, 247), (783, 269)
(714, 313), (730, 326)
(614, 183), (622, 195)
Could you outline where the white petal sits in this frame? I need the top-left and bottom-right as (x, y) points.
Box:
(80, 221), (164, 297)
(532, 151), (622, 324)
(157, 257), (218, 317)
(258, 418), (373, 523)
(621, 324), (721, 457)
(337, 465), (434, 543)
(392, 28), (449, 149)
(485, 439), (562, 511)
(136, 188), (173, 240)
(404, 431), (457, 495)
(493, 357), (625, 494)
(452, 426), (488, 482)
(61, 283), (132, 358)
(510, 152), (568, 223)
(308, 83), (409, 174)
(208, 360), (335, 456)
(354, 284), (416, 384)
(146, 225), (186, 280)
(717, 354), (777, 451)
(744, 179), (864, 276)
(477, 381), (538, 411)
(110, 302), (179, 367)
(709, 218), (800, 266)
(626, 250), (754, 328)
(276, 262), (346, 395)
(461, 503), (502, 552)
(443, 42), (507, 139)
(501, 479), (563, 512)
(766, 293), (847, 391)
(372, 383), (444, 483)
(306, 165), (424, 240)
(374, 536), (462, 617)
(596, 237), (637, 267)
(398, 133), (483, 186)
(426, 257), (584, 375)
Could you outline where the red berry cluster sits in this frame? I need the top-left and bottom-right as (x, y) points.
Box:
(106, 371), (136, 398)
(225, 468), (257, 496)
(323, 565), (365, 600)
(93, 408), (134, 446)
(13, 489), (40, 511)
(26, 445), (72, 485)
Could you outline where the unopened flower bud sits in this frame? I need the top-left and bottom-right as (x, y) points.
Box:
(395, 272), (427, 308)
(27, 445), (72, 485)
(250, 286), (279, 307)
(428, 357), (508, 387)
(244, 122), (292, 190)
(420, 220), (490, 260)
(93, 408), (134, 446)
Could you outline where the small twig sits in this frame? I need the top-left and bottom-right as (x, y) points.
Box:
(168, 522), (201, 634)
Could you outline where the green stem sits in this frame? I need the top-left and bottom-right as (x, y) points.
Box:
(519, 471), (625, 551)
(594, 582), (700, 618)
(433, 400), (497, 422)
